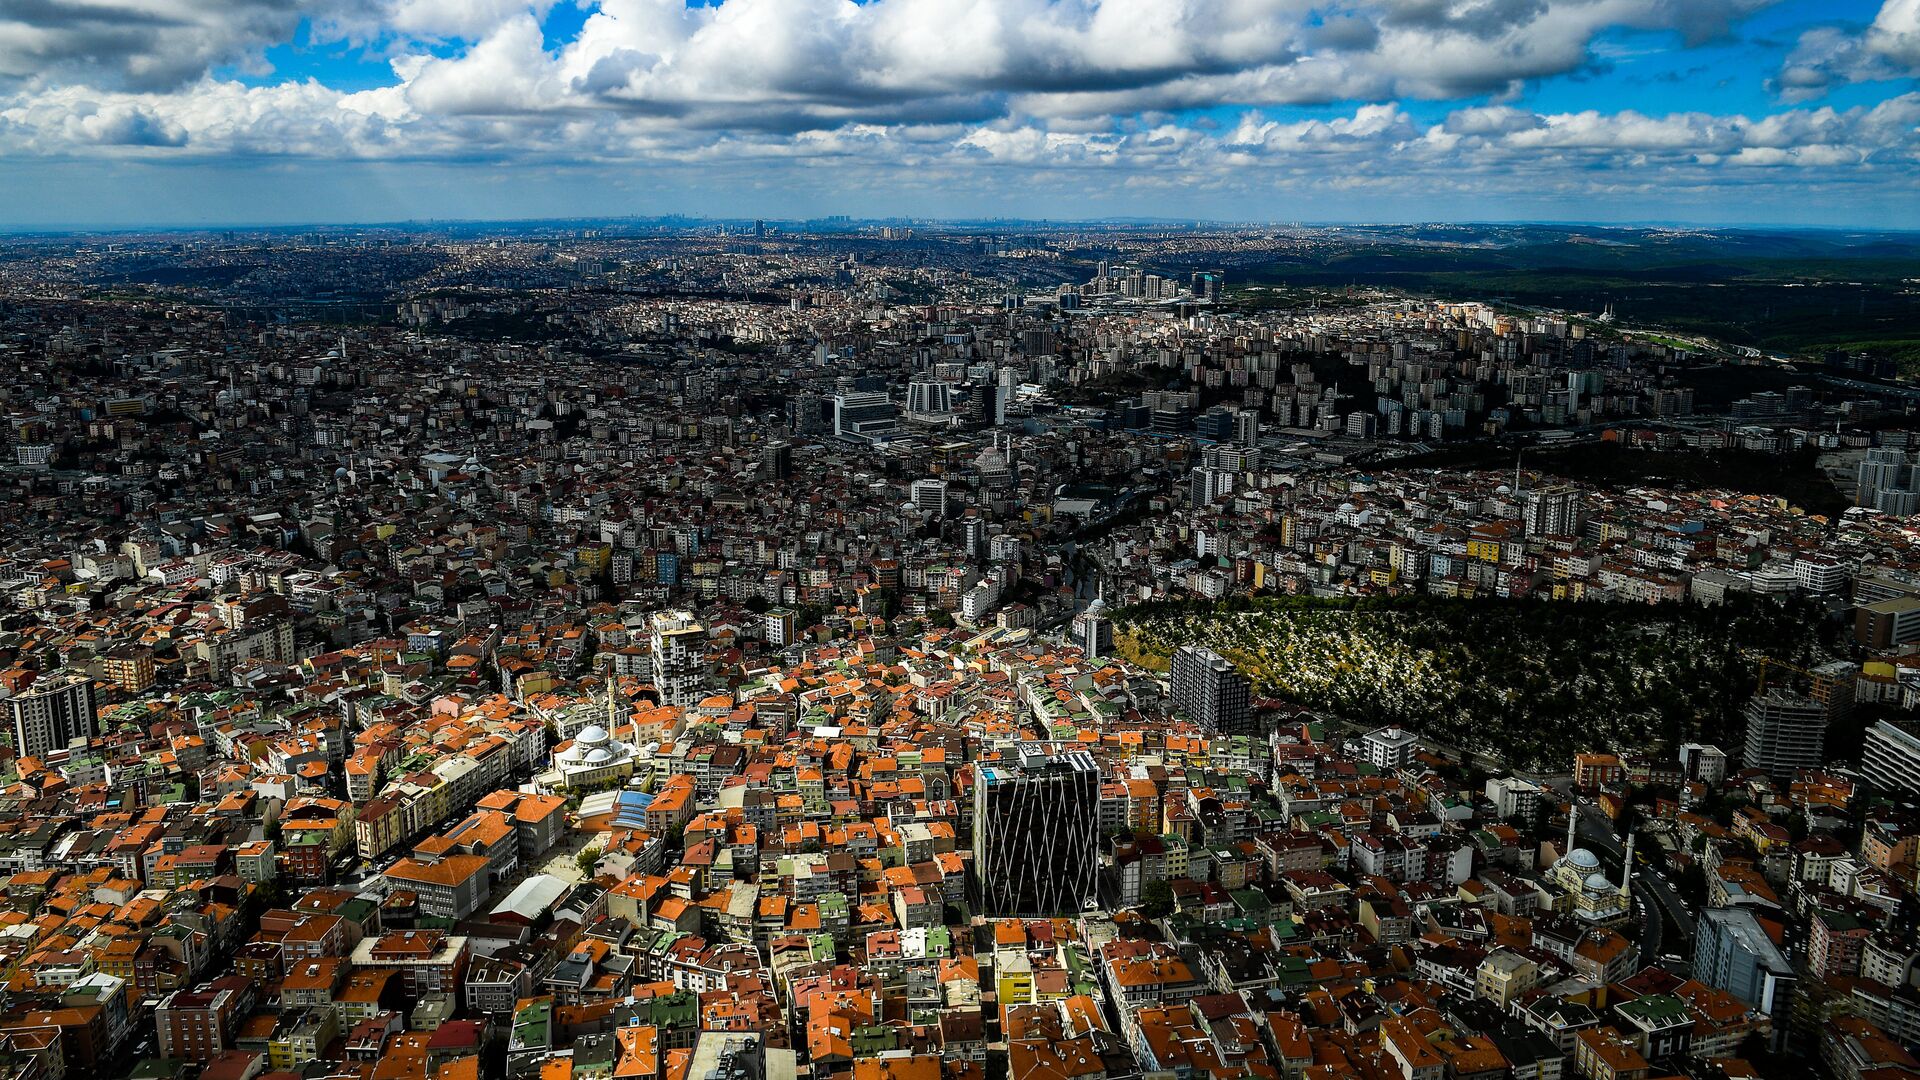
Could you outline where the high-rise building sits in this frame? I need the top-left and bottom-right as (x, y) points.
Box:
(1857, 448), (1912, 510)
(1233, 410), (1260, 446)
(758, 441), (792, 482)
(1860, 719), (1920, 798)
(1523, 486), (1584, 537)
(909, 478), (949, 517)
(832, 391), (897, 443)
(1693, 907), (1794, 1047)
(906, 380), (954, 418)
(762, 608), (798, 648)
(4, 673), (97, 760)
(1741, 689), (1827, 779)
(649, 611), (706, 709)
(1170, 645), (1251, 734)
(973, 749), (1098, 915)
(1190, 466), (1236, 508)
(960, 513), (986, 559)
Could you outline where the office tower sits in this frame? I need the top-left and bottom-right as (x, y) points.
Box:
(1694, 907), (1794, 1047)
(966, 381), (1002, 427)
(5, 673), (97, 760)
(1170, 645), (1251, 734)
(1195, 408), (1235, 442)
(1523, 485), (1585, 537)
(759, 441), (792, 482)
(906, 380), (953, 417)
(973, 749), (1099, 915)
(785, 394), (830, 436)
(909, 478), (949, 517)
(1860, 719), (1920, 798)
(649, 611), (706, 709)
(1741, 689), (1827, 779)
(832, 391), (897, 443)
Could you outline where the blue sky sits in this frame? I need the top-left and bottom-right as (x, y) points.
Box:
(2, 0), (1917, 227)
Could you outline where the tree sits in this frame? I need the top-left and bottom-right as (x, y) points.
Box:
(576, 845), (604, 876)
(1140, 881), (1175, 918)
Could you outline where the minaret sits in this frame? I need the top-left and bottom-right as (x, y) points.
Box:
(1621, 831), (1636, 893)
(1565, 801), (1577, 861)
(606, 674), (624, 730)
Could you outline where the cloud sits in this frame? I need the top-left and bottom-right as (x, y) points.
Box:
(1771, 0), (1920, 100)
(0, 0), (313, 91)
(1, 0), (1917, 222)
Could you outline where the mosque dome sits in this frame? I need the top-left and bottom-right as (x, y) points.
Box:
(577, 725), (609, 747)
(585, 747), (612, 765)
(1584, 872), (1614, 891)
(1564, 848), (1601, 872)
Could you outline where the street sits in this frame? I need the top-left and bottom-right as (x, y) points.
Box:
(1573, 800), (1696, 963)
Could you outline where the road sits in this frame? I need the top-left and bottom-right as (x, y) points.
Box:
(1573, 800), (1696, 961)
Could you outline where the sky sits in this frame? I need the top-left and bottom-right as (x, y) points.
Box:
(1, 0), (1918, 228)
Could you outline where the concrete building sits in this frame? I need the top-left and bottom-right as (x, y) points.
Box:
(4, 673), (96, 761)
(1861, 719), (1920, 799)
(1169, 645), (1251, 735)
(1857, 596), (1920, 648)
(650, 610), (706, 708)
(832, 391), (897, 443)
(1694, 906), (1795, 1047)
(1742, 689), (1828, 779)
(1360, 726), (1421, 771)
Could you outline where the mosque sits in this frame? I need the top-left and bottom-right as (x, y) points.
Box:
(538, 679), (644, 791)
(1548, 807), (1634, 926)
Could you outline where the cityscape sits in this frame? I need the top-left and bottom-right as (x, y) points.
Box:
(7, 2), (1920, 1080)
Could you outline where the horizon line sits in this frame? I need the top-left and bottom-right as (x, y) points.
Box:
(2, 216), (1917, 237)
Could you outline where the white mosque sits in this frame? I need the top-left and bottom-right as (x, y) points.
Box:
(1548, 809), (1634, 926)
(536, 680), (642, 791)
(544, 723), (641, 791)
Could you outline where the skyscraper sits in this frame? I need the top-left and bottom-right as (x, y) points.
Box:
(1170, 645), (1252, 734)
(973, 749), (1099, 915)
(5, 673), (97, 760)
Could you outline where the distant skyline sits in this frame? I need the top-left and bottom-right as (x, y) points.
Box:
(3, 0), (1919, 228)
